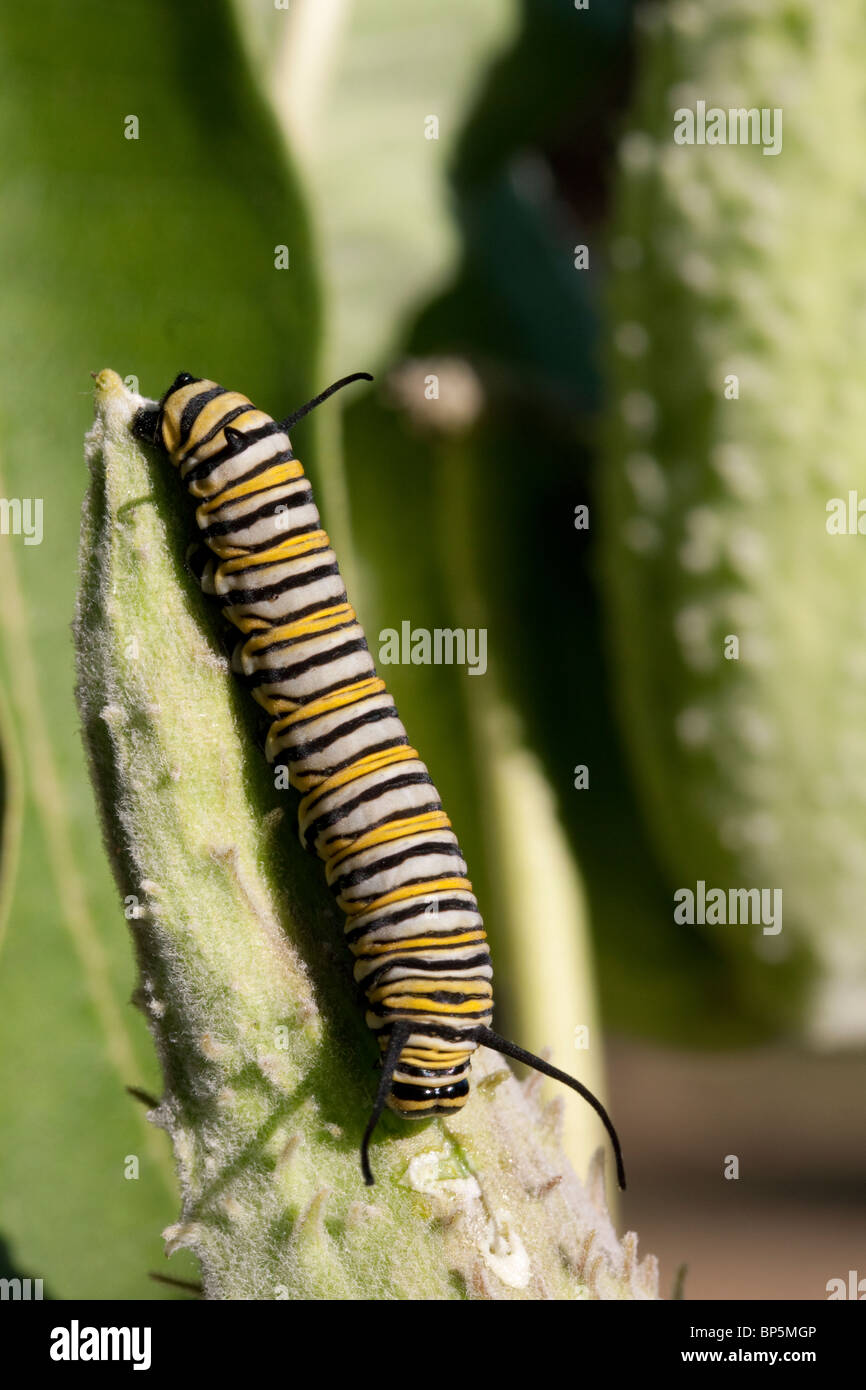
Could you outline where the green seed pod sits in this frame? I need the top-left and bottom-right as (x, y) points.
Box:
(601, 0), (866, 1042)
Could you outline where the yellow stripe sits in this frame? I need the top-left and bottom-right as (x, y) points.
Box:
(195, 460), (305, 517)
(389, 1095), (468, 1113)
(161, 382), (217, 455)
(325, 809), (451, 872)
(183, 398), (260, 457)
(225, 613), (270, 634)
(242, 603), (354, 656)
(216, 529), (330, 576)
(341, 876), (473, 918)
(396, 1048), (474, 1066)
(266, 677), (387, 740)
(353, 930), (485, 956)
(185, 391), (251, 434)
(371, 978), (492, 1003)
(180, 394), (262, 458)
(287, 768), (325, 792)
(337, 882), (475, 919)
(376, 996), (491, 1015)
(299, 745), (420, 826)
(260, 673), (388, 736)
(253, 689), (300, 718)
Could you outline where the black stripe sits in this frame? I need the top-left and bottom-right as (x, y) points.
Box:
(287, 705), (398, 756)
(245, 616), (358, 659)
(246, 635), (369, 686)
(296, 736), (411, 781)
(372, 997), (491, 1019)
(221, 561), (342, 607)
(301, 772), (434, 848)
(199, 486), (315, 541)
(371, 1002), (488, 1026)
(249, 591), (347, 626)
(372, 1020), (481, 1043)
(225, 540), (332, 586)
(344, 894), (477, 945)
(184, 444), (294, 489)
(350, 922), (483, 954)
(274, 668), (377, 709)
(177, 386), (227, 448)
(423, 989), (489, 1006)
(332, 841), (463, 893)
(389, 1080), (469, 1102)
(274, 735), (408, 780)
(182, 403), (254, 455)
(303, 762), (425, 818)
(232, 530), (330, 571)
(344, 870), (472, 911)
(323, 801), (445, 864)
(216, 518), (325, 555)
(361, 953), (491, 990)
(395, 1062), (468, 1079)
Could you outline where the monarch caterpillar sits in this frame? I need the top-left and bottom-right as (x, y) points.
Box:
(134, 372), (626, 1190)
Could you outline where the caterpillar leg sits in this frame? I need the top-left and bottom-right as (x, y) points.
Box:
(360, 1021), (412, 1186)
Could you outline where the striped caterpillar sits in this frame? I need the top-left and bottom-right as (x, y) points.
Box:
(134, 372), (625, 1189)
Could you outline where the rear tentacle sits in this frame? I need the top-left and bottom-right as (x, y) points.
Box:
(473, 1025), (627, 1190)
(278, 372), (373, 431)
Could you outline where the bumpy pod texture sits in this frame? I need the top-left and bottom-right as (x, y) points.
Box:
(74, 370), (657, 1300)
(603, 0), (866, 1043)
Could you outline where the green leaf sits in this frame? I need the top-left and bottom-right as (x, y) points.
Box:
(230, 0), (519, 597)
(233, 0), (519, 376)
(0, 0), (319, 1298)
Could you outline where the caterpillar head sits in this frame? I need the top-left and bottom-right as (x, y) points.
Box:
(132, 371), (203, 451)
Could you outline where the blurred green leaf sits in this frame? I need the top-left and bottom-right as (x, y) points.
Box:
(0, 0), (319, 1297)
(234, 0), (518, 376)
(452, 0), (635, 190)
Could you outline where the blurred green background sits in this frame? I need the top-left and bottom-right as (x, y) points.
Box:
(0, 0), (863, 1300)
